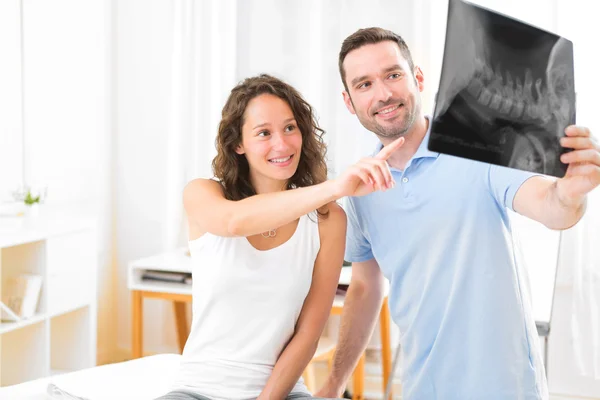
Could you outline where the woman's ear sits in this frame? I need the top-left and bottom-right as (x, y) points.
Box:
(235, 143), (245, 155)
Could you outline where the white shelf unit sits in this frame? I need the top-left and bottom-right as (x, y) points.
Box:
(0, 214), (97, 387)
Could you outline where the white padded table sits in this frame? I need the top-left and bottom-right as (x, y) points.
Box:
(0, 353), (181, 400)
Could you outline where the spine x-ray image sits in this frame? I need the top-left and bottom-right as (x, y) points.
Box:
(429, 0), (576, 178)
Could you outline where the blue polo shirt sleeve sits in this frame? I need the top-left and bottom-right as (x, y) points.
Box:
(488, 164), (540, 212)
(342, 196), (374, 262)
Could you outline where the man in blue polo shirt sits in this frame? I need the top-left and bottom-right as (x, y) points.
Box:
(316, 28), (600, 399)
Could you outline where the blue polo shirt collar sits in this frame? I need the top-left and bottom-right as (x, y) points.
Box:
(372, 116), (440, 162)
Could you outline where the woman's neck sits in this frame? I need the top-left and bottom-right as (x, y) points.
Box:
(250, 173), (288, 195)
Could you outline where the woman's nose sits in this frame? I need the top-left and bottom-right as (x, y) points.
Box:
(271, 132), (290, 150)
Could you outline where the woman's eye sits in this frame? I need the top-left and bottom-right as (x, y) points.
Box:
(285, 125), (296, 132)
(258, 130), (270, 137)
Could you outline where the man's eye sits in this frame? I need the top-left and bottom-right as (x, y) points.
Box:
(358, 82), (371, 89)
(389, 73), (401, 79)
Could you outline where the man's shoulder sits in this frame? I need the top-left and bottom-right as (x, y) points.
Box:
(434, 154), (492, 181)
(342, 194), (373, 223)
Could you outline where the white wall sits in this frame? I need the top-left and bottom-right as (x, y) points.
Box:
(21, 0), (104, 201)
(27, 0), (115, 364)
(0, 0), (24, 201)
(0, 0), (115, 365)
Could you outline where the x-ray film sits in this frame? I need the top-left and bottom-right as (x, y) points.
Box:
(429, 0), (576, 177)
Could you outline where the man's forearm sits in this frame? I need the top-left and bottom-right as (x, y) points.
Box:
(543, 180), (587, 230)
(327, 282), (385, 390)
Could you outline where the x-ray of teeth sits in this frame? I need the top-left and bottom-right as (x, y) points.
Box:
(429, 0), (576, 178)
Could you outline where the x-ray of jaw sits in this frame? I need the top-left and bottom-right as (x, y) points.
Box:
(429, 0), (576, 178)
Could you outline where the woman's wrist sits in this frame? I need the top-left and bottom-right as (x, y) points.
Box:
(320, 178), (343, 201)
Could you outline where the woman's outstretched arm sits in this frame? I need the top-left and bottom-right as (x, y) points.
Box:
(184, 136), (403, 238)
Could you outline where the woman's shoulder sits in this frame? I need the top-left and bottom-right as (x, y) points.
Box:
(184, 177), (222, 189)
(325, 201), (346, 219)
(317, 201), (347, 234)
(183, 177), (224, 199)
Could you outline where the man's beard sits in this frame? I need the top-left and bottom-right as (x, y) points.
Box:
(375, 111), (413, 138)
(367, 101), (418, 139)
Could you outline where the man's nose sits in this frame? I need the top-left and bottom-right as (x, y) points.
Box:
(375, 81), (393, 103)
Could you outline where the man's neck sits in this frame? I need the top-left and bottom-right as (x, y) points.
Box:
(380, 115), (428, 171)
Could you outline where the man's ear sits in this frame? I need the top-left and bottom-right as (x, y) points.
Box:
(342, 91), (356, 115)
(414, 66), (425, 93)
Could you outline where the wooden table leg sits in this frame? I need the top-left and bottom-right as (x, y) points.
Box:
(132, 291), (143, 359)
(352, 352), (366, 400)
(173, 301), (189, 353)
(302, 364), (317, 393)
(380, 297), (392, 400)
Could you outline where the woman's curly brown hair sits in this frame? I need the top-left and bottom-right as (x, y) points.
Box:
(212, 74), (329, 215)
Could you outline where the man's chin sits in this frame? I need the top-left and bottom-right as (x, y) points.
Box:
(375, 124), (409, 138)
(358, 115), (409, 137)
(375, 113), (418, 137)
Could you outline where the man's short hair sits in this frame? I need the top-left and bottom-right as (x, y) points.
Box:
(339, 27), (415, 92)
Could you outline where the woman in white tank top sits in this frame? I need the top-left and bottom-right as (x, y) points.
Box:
(157, 75), (404, 400)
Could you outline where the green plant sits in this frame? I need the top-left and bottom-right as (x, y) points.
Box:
(24, 191), (41, 205)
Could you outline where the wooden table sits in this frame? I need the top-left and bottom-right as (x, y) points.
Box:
(128, 249), (193, 358)
(331, 291), (393, 400)
(131, 290), (191, 358)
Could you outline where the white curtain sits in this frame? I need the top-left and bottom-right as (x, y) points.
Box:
(462, 0), (600, 385)
(234, 0), (437, 178)
(567, 190), (600, 379)
(165, 0), (237, 249)
(164, 0), (600, 384)
(165, 0), (432, 245)
(165, 0), (429, 352)
(555, 0), (600, 382)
